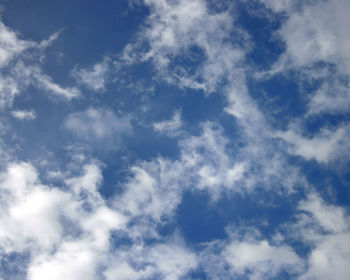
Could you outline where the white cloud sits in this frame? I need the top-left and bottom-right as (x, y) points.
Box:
(0, 21), (34, 68)
(260, 0), (294, 12)
(287, 193), (350, 280)
(104, 241), (198, 280)
(72, 58), (110, 92)
(299, 193), (348, 233)
(0, 145), (301, 279)
(0, 156), (204, 280)
(145, 243), (198, 280)
(202, 192), (350, 280)
(0, 161), (127, 279)
(123, 0), (284, 187)
(259, 0), (350, 98)
(223, 239), (302, 279)
(0, 163), (68, 252)
(28, 240), (100, 280)
(116, 159), (184, 223)
(300, 233), (350, 280)
(257, 0), (350, 127)
(307, 78), (350, 116)
(0, 20), (80, 109)
(65, 163), (102, 194)
(0, 73), (20, 109)
(114, 122), (247, 229)
(122, 0), (247, 94)
(153, 110), (182, 136)
(122, 0), (316, 200)
(271, 0), (349, 73)
(126, 0), (269, 153)
(12, 62), (80, 100)
(34, 72), (80, 100)
(11, 109), (36, 120)
(64, 107), (131, 147)
(0, 163), (67, 251)
(179, 122), (248, 196)
(0, 61), (80, 108)
(276, 124), (350, 163)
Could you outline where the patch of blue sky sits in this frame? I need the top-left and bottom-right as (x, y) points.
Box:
(235, 1), (286, 70)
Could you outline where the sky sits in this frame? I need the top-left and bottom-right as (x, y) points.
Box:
(0, 0), (350, 279)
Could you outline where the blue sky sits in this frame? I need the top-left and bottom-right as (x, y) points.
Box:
(0, 0), (350, 279)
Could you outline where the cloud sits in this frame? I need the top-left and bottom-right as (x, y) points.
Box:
(260, 0), (350, 120)
(276, 124), (350, 163)
(260, 0), (294, 13)
(104, 241), (198, 280)
(72, 58), (110, 92)
(113, 122), (246, 229)
(199, 226), (304, 279)
(27, 240), (101, 280)
(12, 62), (80, 100)
(0, 161), (127, 279)
(0, 75), (19, 109)
(64, 107), (131, 148)
(11, 109), (36, 120)
(116, 119), (299, 231)
(201, 191), (350, 280)
(179, 122), (247, 196)
(0, 21), (34, 68)
(307, 77), (350, 116)
(285, 193), (350, 280)
(122, 0), (247, 94)
(0, 156), (201, 279)
(153, 110), (182, 136)
(126, 0), (268, 142)
(0, 162), (64, 251)
(300, 233), (350, 280)
(0, 20), (79, 109)
(298, 193), (348, 234)
(272, 0), (350, 73)
(223, 239), (302, 279)
(115, 159), (184, 224)
(65, 163), (103, 194)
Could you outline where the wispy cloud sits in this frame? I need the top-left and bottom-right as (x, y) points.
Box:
(153, 110), (183, 136)
(64, 107), (132, 150)
(276, 124), (350, 164)
(72, 57), (110, 92)
(0, 20), (79, 109)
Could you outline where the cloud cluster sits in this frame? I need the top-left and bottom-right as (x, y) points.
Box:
(257, 0), (350, 165)
(0, 161), (198, 280)
(122, 0), (247, 94)
(0, 162), (125, 279)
